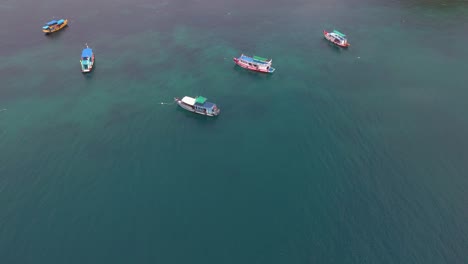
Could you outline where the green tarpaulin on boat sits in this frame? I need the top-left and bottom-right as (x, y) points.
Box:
(253, 56), (268, 62)
(333, 30), (346, 37)
(195, 96), (207, 104)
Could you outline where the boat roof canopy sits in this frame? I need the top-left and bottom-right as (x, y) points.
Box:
(57, 19), (65, 24)
(46, 20), (57, 25)
(195, 96), (207, 104)
(239, 55), (270, 64)
(253, 55), (269, 62)
(182, 96), (196, 106)
(333, 30), (346, 37)
(203, 102), (216, 109)
(81, 48), (93, 58)
(240, 55), (254, 63)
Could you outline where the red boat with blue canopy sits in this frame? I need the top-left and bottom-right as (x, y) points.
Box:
(233, 54), (275, 73)
(323, 30), (350, 48)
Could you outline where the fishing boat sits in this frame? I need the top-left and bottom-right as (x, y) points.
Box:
(174, 96), (220, 117)
(42, 19), (68, 34)
(233, 54), (275, 73)
(80, 45), (95, 73)
(323, 30), (350, 48)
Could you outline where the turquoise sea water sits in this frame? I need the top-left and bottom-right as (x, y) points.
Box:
(1, 0), (467, 263)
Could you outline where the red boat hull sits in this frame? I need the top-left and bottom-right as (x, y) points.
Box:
(323, 30), (350, 48)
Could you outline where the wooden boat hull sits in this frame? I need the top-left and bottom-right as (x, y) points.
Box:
(233, 58), (275, 74)
(43, 19), (68, 34)
(174, 98), (219, 117)
(323, 30), (350, 48)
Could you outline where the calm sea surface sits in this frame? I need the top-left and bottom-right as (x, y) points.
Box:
(0, 0), (467, 263)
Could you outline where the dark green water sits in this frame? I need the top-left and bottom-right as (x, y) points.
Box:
(1, 0), (467, 263)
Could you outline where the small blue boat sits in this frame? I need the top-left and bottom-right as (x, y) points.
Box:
(80, 45), (95, 73)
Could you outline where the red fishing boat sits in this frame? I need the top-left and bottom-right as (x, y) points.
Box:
(233, 54), (275, 73)
(323, 30), (350, 48)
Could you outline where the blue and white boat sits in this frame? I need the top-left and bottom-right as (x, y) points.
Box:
(174, 96), (220, 117)
(80, 45), (95, 73)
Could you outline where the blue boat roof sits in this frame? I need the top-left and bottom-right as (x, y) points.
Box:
(81, 48), (93, 58)
(46, 20), (57, 25)
(57, 19), (64, 24)
(239, 55), (269, 64)
(203, 102), (216, 109)
(194, 101), (216, 109)
(240, 55), (254, 62)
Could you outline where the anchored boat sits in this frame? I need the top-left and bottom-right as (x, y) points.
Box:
(80, 45), (95, 73)
(174, 96), (220, 117)
(323, 30), (350, 48)
(233, 54), (275, 73)
(42, 19), (68, 34)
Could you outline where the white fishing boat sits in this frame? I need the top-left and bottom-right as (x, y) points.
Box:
(174, 96), (220, 117)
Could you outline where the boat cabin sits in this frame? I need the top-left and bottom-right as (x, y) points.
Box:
(330, 30), (348, 44)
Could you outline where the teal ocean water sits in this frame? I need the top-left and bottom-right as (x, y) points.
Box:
(1, 0), (468, 263)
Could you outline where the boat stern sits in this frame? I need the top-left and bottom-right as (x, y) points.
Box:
(80, 61), (91, 73)
(211, 105), (221, 116)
